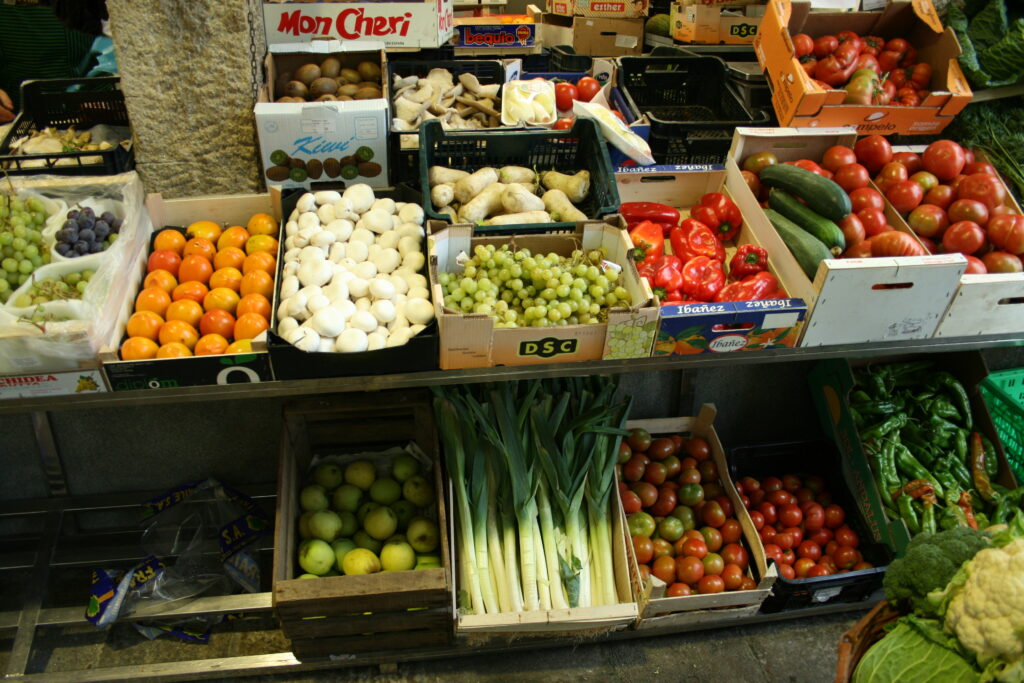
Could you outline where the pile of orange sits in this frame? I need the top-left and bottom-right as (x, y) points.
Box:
(120, 214), (279, 360)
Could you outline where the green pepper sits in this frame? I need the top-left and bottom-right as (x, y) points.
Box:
(888, 360), (934, 379)
(969, 432), (1000, 504)
(992, 496), (1014, 526)
(897, 493), (921, 534)
(895, 444), (944, 499)
(981, 434), (999, 479)
(867, 445), (898, 513)
(947, 457), (974, 491)
(954, 429), (968, 466)
(939, 505), (962, 530)
(850, 405), (864, 429)
(861, 413), (909, 441)
(864, 368), (889, 398)
(857, 401), (902, 416)
(928, 371), (972, 430)
(852, 389), (873, 404)
(921, 498), (937, 535)
(880, 439), (902, 500)
(930, 460), (960, 497)
(926, 398), (961, 421)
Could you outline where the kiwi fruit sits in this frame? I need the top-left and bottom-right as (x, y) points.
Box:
(270, 149), (289, 165)
(289, 158), (307, 170)
(323, 158), (341, 179)
(320, 56), (341, 79)
(306, 159), (324, 180)
(284, 81), (309, 99)
(266, 165), (290, 181)
(309, 77), (338, 98)
(290, 167), (308, 183)
(355, 87), (381, 100)
(294, 63), (321, 86)
(315, 94), (336, 102)
(274, 70), (293, 97)
(339, 155), (357, 167)
(338, 84), (360, 97)
(357, 61), (382, 82)
(336, 95), (353, 102)
(357, 161), (382, 178)
(340, 68), (361, 84)
(357, 81), (379, 90)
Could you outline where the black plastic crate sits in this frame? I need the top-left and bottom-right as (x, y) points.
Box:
(0, 77), (134, 176)
(387, 60), (506, 186)
(729, 441), (891, 614)
(619, 56), (770, 165)
(267, 188), (439, 380)
(550, 46), (592, 73)
(417, 117), (620, 235)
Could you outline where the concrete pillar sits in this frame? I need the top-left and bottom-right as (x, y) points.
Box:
(105, 0), (267, 198)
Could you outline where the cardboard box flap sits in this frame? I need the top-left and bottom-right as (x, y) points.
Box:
(269, 40), (385, 54)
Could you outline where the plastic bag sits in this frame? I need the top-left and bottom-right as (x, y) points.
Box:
(572, 99), (655, 166)
(501, 80), (556, 127)
(86, 479), (270, 642)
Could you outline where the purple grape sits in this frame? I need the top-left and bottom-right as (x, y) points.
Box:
(58, 227), (77, 243)
(88, 241), (103, 253)
(55, 242), (71, 255)
(67, 210), (80, 220)
(100, 212), (115, 224)
(93, 222), (110, 239)
(74, 241), (89, 255)
(78, 216), (95, 230)
(111, 218), (122, 232)
(63, 219), (77, 231)
(78, 228), (95, 242)
(80, 207), (95, 219)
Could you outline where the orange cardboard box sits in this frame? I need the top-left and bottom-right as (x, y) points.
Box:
(670, 3), (801, 45)
(753, 0), (971, 135)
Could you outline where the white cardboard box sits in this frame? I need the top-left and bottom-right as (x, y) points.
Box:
(0, 369), (107, 400)
(263, 0), (454, 50)
(255, 41), (389, 190)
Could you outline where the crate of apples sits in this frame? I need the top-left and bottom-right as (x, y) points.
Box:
(119, 216), (279, 360)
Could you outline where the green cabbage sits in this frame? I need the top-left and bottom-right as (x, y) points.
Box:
(946, 0), (1024, 88)
(854, 616), (980, 683)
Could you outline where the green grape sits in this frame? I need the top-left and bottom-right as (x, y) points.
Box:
(18, 259), (33, 274)
(0, 233), (11, 246)
(2, 257), (16, 273)
(0, 280), (8, 293)
(12, 227), (26, 240)
(76, 281), (88, 294)
(15, 294), (32, 307)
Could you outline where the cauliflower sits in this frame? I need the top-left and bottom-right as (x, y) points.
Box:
(940, 538), (1024, 679)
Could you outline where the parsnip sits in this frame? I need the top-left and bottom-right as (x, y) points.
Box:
(501, 183), (545, 214)
(438, 206), (458, 221)
(429, 166), (469, 187)
(542, 189), (587, 222)
(541, 170), (590, 204)
(431, 182), (455, 207)
(454, 167), (498, 204)
(485, 211), (553, 225)
(498, 166), (537, 185)
(458, 182), (506, 223)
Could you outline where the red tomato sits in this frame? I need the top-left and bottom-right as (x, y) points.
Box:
(844, 240), (874, 258)
(687, 437), (711, 462)
(964, 161), (997, 176)
(918, 235), (937, 253)
(813, 35), (839, 59)
(800, 503), (824, 532)
(757, 501), (778, 526)
(681, 537), (708, 559)
(698, 460), (718, 483)
(779, 549), (797, 566)
(942, 220), (987, 255)
(676, 555), (704, 584)
(621, 490), (642, 514)
(721, 543), (748, 570)
(982, 251), (1023, 273)
(701, 526), (724, 553)
(778, 503), (804, 528)
(632, 482), (658, 508)
(988, 214), (1024, 255)
(794, 159), (823, 174)
(853, 561), (875, 571)
(783, 526), (804, 546)
(623, 454), (646, 482)
(858, 208), (890, 237)
(957, 173), (1008, 211)
(650, 489), (677, 517)
(740, 576), (758, 591)
(611, 109), (626, 123)
(855, 53), (881, 75)
(643, 462), (668, 486)
(876, 161), (909, 192)
(964, 255), (988, 273)
(808, 526), (833, 547)
(840, 214), (866, 246)
(763, 543), (783, 565)
(632, 535), (654, 564)
(795, 487), (815, 504)
(909, 171), (939, 194)
(720, 519), (742, 544)
(552, 117), (573, 130)
(892, 152), (922, 174)
(794, 557), (816, 578)
(924, 185), (955, 210)
(950, 174), (969, 193)
(760, 525), (778, 544)
(774, 532), (796, 551)
(748, 510), (765, 530)
(666, 582), (692, 597)
(907, 204), (949, 239)
(823, 504), (846, 529)
(854, 135), (893, 173)
(833, 545), (859, 570)
(793, 33), (814, 58)
(740, 476), (760, 492)
(808, 564), (834, 577)
(834, 163), (871, 192)
(652, 555), (677, 584)
(698, 574), (725, 594)
(835, 526), (860, 548)
(768, 489), (795, 507)
(886, 180), (925, 214)
(702, 552), (725, 576)
(797, 540), (822, 561)
(639, 564), (650, 583)
(554, 82), (578, 111)
(576, 76), (600, 102)
(948, 199), (989, 227)
(721, 564), (744, 591)
(782, 475), (802, 492)
(872, 230), (927, 257)
(762, 476), (783, 493)
(822, 145), (857, 172)
(850, 187), (886, 213)
(741, 170), (761, 197)
(922, 140), (966, 181)
(779, 564), (797, 580)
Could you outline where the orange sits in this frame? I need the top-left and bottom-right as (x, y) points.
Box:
(179, 254), (213, 285)
(210, 267), (243, 292)
(172, 280), (209, 304)
(237, 293), (271, 319)
(135, 287), (172, 317)
(154, 229), (187, 255)
(217, 226), (250, 251)
(120, 336), (159, 360)
(243, 251), (276, 276)
(156, 342), (192, 358)
(194, 333), (229, 356)
(199, 309), (235, 338)
(245, 234), (278, 256)
(213, 246), (246, 271)
(126, 311), (164, 340)
(158, 320), (199, 349)
(183, 237), (217, 261)
(234, 313), (269, 340)
(203, 287), (240, 315)
(165, 299), (204, 328)
(147, 250), (181, 277)
(240, 270), (274, 298)
(187, 220), (222, 243)
(225, 339), (253, 354)
(143, 269), (177, 295)
(247, 213), (279, 237)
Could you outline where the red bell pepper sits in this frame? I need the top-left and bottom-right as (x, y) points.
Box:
(652, 254), (683, 300)
(670, 219), (725, 263)
(714, 271), (782, 302)
(628, 220), (664, 268)
(691, 193), (743, 242)
(680, 256), (726, 302)
(728, 245), (768, 280)
(620, 202), (680, 236)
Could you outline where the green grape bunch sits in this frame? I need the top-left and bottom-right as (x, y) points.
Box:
(605, 319), (657, 360)
(13, 269), (94, 308)
(0, 194), (54, 303)
(437, 244), (632, 328)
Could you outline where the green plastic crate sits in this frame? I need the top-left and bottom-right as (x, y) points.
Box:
(981, 368), (1024, 482)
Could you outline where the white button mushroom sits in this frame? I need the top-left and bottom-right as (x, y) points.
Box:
(388, 313), (409, 331)
(322, 280), (350, 303)
(284, 235), (299, 251)
(402, 252), (426, 272)
(391, 215), (403, 230)
(350, 227), (376, 246)
(297, 260), (334, 288)
(406, 286), (430, 301)
(375, 325), (389, 337)
(288, 209), (299, 222)
(283, 261), (299, 278)
(297, 211), (320, 232)
(296, 193), (317, 213)
(352, 260), (378, 280)
(350, 310), (378, 333)
(280, 275), (300, 299)
(326, 219), (354, 243)
(376, 231), (400, 249)
(368, 277), (396, 301)
(310, 230), (336, 251)
(317, 203), (336, 224)
(328, 242), (346, 263)
(371, 299), (396, 324)
(277, 316), (299, 337)
(335, 299), (356, 321)
(405, 273), (429, 290)
(310, 306), (346, 338)
(333, 198), (358, 221)
(386, 328), (412, 347)
(406, 298), (434, 325)
(318, 336), (337, 353)
(348, 277), (369, 299)
(299, 285), (322, 299)
(336, 328), (369, 353)
(396, 223), (425, 240)
(372, 248), (401, 274)
(306, 293), (331, 314)
(292, 327), (321, 352)
(347, 240), (369, 263)
(284, 247), (302, 264)
(315, 190), (342, 205)
(398, 236), (421, 258)
(371, 198), (397, 215)
(367, 332), (386, 351)
(300, 245), (325, 262)
(409, 323), (427, 336)
(342, 184), (375, 214)
(354, 297), (372, 312)
(333, 268), (356, 284)
(398, 204), (424, 226)
(388, 274), (409, 295)
(285, 220), (299, 237)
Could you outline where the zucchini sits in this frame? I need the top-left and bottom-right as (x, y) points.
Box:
(764, 208), (833, 281)
(759, 164), (852, 223)
(768, 189), (845, 255)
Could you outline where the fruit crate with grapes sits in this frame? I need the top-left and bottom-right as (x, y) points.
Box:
(427, 218), (659, 369)
(273, 390), (453, 661)
(99, 193), (278, 390)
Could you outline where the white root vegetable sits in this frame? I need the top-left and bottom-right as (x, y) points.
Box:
(542, 189), (587, 222)
(458, 182), (506, 223)
(431, 183), (455, 208)
(428, 166), (469, 187)
(541, 170), (590, 204)
(438, 206), (457, 221)
(501, 183), (545, 214)
(454, 167), (498, 204)
(485, 211), (553, 225)
(498, 166), (537, 185)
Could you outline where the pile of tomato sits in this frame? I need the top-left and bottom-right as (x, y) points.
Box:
(735, 473), (873, 580)
(618, 428), (758, 596)
(551, 76), (626, 130)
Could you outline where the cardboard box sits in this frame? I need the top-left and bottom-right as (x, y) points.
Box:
(728, 127), (966, 346)
(539, 14), (644, 56)
(262, 0), (454, 50)
(0, 369), (107, 400)
(671, 3), (790, 45)
(548, 0), (648, 19)
(615, 166), (808, 354)
(428, 220), (659, 369)
(255, 41), (389, 191)
(454, 12), (537, 48)
(753, 0), (972, 135)
(100, 193), (279, 391)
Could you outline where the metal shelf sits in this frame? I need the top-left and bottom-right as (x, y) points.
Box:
(1, 332), (1021, 415)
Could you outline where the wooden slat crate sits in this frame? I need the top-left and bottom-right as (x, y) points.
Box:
(273, 390), (453, 660)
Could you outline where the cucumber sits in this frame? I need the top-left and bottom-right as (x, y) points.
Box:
(768, 189), (845, 256)
(764, 208), (833, 281)
(759, 164), (852, 223)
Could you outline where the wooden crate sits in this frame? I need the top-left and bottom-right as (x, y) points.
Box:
(631, 405), (777, 630)
(273, 390), (454, 660)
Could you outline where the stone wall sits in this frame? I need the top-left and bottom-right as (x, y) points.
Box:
(106, 0), (267, 198)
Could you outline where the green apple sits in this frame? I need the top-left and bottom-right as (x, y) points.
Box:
(345, 460), (376, 491)
(331, 538), (357, 573)
(342, 548), (381, 575)
(364, 505), (398, 541)
(308, 510), (343, 542)
(298, 573), (320, 579)
(354, 529), (382, 554)
(391, 500), (417, 530)
(298, 538), (334, 575)
(338, 510), (358, 537)
(370, 477), (402, 505)
(299, 484), (329, 512)
(332, 484), (363, 513)
(298, 511), (315, 539)
(407, 517), (439, 553)
(357, 501), (381, 524)
(402, 475), (435, 508)
(313, 462), (343, 489)
(415, 554), (442, 570)
(391, 454), (421, 483)
(380, 540), (416, 572)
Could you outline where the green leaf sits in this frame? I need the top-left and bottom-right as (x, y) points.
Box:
(853, 618), (980, 683)
(968, 0), (1008, 53)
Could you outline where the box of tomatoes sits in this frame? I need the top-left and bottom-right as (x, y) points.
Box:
(100, 192), (281, 390)
(622, 404), (776, 629)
